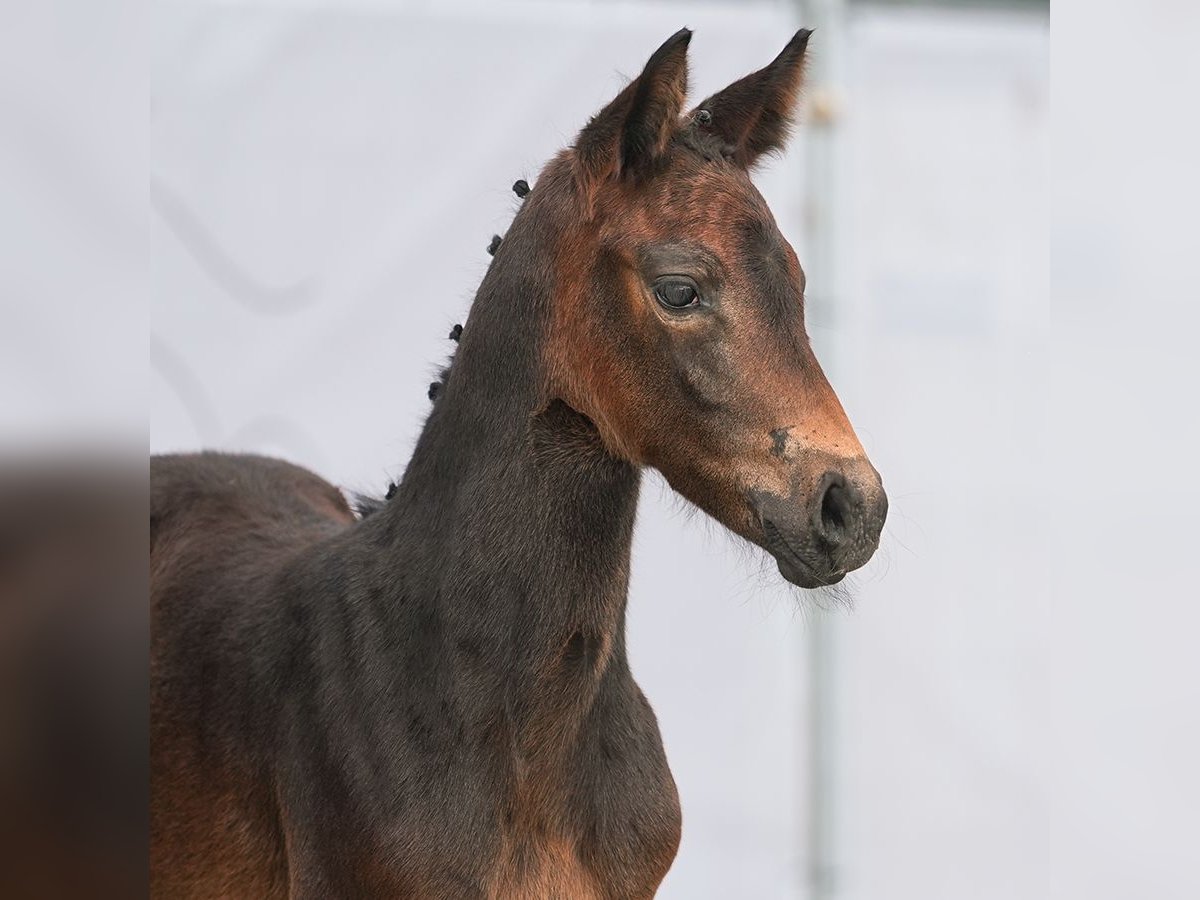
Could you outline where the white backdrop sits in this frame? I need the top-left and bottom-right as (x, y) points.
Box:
(149, 2), (1063, 898)
(836, 10), (1050, 900)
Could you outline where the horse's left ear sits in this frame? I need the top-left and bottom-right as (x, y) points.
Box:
(691, 28), (812, 169)
(575, 29), (691, 207)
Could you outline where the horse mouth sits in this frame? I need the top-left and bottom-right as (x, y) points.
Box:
(762, 520), (846, 589)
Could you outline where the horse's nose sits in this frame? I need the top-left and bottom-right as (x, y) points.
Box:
(753, 458), (887, 588)
(811, 464), (887, 568)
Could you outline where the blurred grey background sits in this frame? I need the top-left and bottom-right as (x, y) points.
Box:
(146, 1), (1059, 898)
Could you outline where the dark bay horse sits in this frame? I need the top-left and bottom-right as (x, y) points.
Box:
(150, 28), (886, 899)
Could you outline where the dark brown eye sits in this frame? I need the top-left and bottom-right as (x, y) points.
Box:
(654, 281), (700, 309)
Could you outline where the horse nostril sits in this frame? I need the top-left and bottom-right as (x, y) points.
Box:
(815, 475), (857, 547)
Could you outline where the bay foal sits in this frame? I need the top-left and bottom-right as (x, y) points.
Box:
(151, 29), (886, 898)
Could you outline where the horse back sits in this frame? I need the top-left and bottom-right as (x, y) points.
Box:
(150, 452), (354, 898)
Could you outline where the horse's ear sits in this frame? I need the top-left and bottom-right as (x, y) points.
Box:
(691, 28), (812, 169)
(574, 28), (691, 208)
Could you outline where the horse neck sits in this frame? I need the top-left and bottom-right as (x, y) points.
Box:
(363, 191), (642, 744)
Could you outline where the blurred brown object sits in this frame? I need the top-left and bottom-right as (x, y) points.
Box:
(0, 455), (147, 900)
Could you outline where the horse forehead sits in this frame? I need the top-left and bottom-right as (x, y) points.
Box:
(596, 159), (775, 249)
(656, 165), (773, 231)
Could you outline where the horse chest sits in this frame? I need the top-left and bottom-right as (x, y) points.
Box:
(485, 831), (604, 900)
(481, 726), (681, 896)
(344, 768), (678, 900)
(364, 694), (682, 898)
(479, 782), (679, 900)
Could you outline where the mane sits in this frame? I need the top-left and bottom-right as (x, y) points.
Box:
(354, 338), (454, 519)
(354, 173), (547, 519)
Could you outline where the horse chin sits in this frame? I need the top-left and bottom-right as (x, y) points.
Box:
(772, 552), (846, 590)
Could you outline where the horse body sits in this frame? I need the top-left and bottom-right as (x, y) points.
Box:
(151, 439), (679, 898)
(152, 28), (887, 898)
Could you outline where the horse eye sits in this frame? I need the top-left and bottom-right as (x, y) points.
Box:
(654, 281), (699, 309)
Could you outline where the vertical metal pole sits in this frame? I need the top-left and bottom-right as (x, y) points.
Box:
(797, 1), (847, 898)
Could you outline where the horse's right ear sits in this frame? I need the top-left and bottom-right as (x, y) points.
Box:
(574, 29), (692, 213)
(690, 28), (812, 169)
